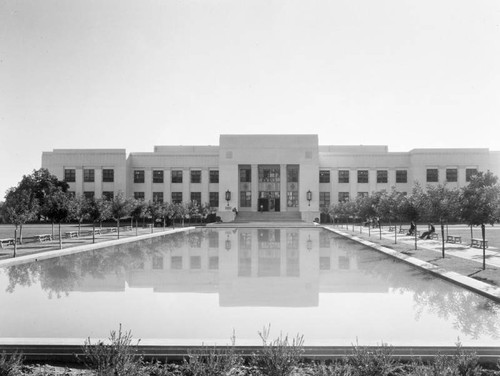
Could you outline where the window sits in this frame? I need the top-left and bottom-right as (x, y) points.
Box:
(191, 192), (201, 204)
(446, 168), (458, 182)
(338, 170), (349, 183)
(396, 170), (407, 183)
(103, 169), (114, 182)
(67, 191), (76, 198)
(64, 169), (75, 182)
(377, 170), (388, 183)
(191, 170), (201, 183)
(287, 191), (298, 207)
(209, 256), (219, 270)
(190, 256), (201, 269)
(83, 169), (94, 182)
(209, 192), (219, 208)
(171, 256), (182, 269)
(320, 232), (331, 248)
(153, 170), (164, 183)
(287, 165), (299, 182)
(338, 192), (350, 202)
(466, 168), (478, 182)
(208, 232), (219, 248)
(240, 167), (251, 182)
(426, 169), (439, 182)
(240, 191), (251, 207)
(209, 170), (219, 183)
(134, 192), (145, 200)
(102, 191), (114, 200)
(171, 170), (183, 183)
(152, 256), (164, 270)
(319, 192), (330, 208)
(319, 170), (330, 183)
(153, 192), (163, 203)
(134, 170), (145, 183)
(357, 170), (368, 183)
(357, 192), (369, 198)
(171, 192), (182, 204)
(83, 191), (94, 200)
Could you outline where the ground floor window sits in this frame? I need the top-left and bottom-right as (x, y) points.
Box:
(209, 192), (219, 208)
(446, 168), (458, 182)
(153, 192), (163, 203)
(466, 168), (478, 182)
(191, 192), (201, 205)
(396, 170), (407, 183)
(338, 192), (350, 202)
(240, 191), (251, 207)
(287, 191), (298, 207)
(171, 192), (182, 204)
(83, 191), (94, 200)
(102, 191), (114, 200)
(134, 192), (145, 200)
(319, 192), (330, 209)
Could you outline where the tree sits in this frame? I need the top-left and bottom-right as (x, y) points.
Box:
(68, 194), (89, 237)
(110, 192), (133, 239)
(459, 171), (500, 269)
(86, 198), (111, 243)
(44, 188), (72, 249)
(2, 187), (39, 256)
(130, 199), (148, 236)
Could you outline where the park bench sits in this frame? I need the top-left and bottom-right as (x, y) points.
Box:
(65, 231), (78, 239)
(446, 235), (462, 244)
(429, 233), (438, 240)
(36, 234), (52, 242)
(125, 226), (132, 231)
(388, 226), (396, 232)
(399, 228), (407, 234)
(92, 228), (101, 235)
(471, 238), (488, 249)
(0, 238), (15, 249)
(109, 227), (117, 233)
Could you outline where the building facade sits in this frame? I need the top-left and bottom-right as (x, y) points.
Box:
(41, 134), (500, 222)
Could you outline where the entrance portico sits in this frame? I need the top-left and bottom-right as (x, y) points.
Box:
(218, 135), (320, 222)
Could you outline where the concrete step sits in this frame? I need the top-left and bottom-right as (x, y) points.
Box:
(234, 211), (302, 223)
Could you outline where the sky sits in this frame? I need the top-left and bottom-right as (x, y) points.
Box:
(1, 0), (499, 198)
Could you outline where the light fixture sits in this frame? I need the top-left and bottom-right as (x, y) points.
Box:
(225, 190), (231, 204)
(306, 235), (312, 251)
(225, 235), (231, 251)
(307, 190), (312, 206)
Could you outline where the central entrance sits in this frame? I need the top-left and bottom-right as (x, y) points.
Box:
(258, 165), (281, 212)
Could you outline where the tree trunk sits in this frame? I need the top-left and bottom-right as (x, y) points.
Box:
(441, 220), (445, 258)
(470, 225), (473, 245)
(394, 226), (397, 244)
(59, 222), (62, 249)
(19, 223), (23, 244)
(13, 226), (18, 257)
(136, 219), (138, 236)
(117, 219), (120, 239)
(482, 224), (486, 270)
(78, 221), (81, 237)
(51, 222), (54, 239)
(414, 223), (418, 250)
(92, 222), (95, 243)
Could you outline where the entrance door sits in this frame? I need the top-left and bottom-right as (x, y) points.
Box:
(258, 198), (269, 212)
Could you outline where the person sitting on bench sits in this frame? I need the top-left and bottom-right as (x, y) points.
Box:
(420, 223), (435, 239)
(407, 221), (416, 236)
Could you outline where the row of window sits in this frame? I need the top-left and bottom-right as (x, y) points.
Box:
(64, 169), (220, 184)
(319, 168), (478, 184)
(81, 191), (219, 207)
(319, 191), (406, 207)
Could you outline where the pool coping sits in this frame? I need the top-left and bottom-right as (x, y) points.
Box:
(323, 226), (500, 304)
(0, 227), (196, 268)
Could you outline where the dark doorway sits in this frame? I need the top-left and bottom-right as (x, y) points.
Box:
(258, 198), (269, 212)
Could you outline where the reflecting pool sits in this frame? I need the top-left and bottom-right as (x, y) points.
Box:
(1, 227), (499, 347)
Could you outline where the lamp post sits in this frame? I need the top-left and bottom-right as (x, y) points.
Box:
(307, 190), (312, 206)
(225, 190), (231, 205)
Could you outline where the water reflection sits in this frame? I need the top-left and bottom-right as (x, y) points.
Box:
(2, 228), (500, 340)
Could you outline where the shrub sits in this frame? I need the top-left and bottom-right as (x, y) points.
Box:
(0, 352), (24, 376)
(78, 324), (142, 376)
(250, 325), (305, 376)
(343, 342), (398, 376)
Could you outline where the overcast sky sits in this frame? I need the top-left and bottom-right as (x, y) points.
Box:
(1, 0), (499, 198)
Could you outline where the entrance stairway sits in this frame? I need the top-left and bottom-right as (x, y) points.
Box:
(233, 211), (303, 223)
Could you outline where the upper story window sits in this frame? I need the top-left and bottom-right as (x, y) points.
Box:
(83, 169), (94, 182)
(377, 170), (388, 183)
(426, 168), (439, 183)
(171, 170), (183, 183)
(191, 170), (201, 183)
(240, 167), (251, 183)
(209, 170), (219, 184)
(446, 168), (458, 182)
(357, 170), (368, 183)
(338, 192), (350, 202)
(134, 170), (145, 183)
(64, 169), (76, 182)
(102, 169), (114, 183)
(152, 170), (164, 183)
(396, 170), (407, 183)
(319, 170), (330, 183)
(466, 168), (478, 182)
(338, 170), (349, 183)
(287, 165), (299, 183)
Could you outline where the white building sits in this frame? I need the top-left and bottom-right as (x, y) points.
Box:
(42, 134), (500, 222)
